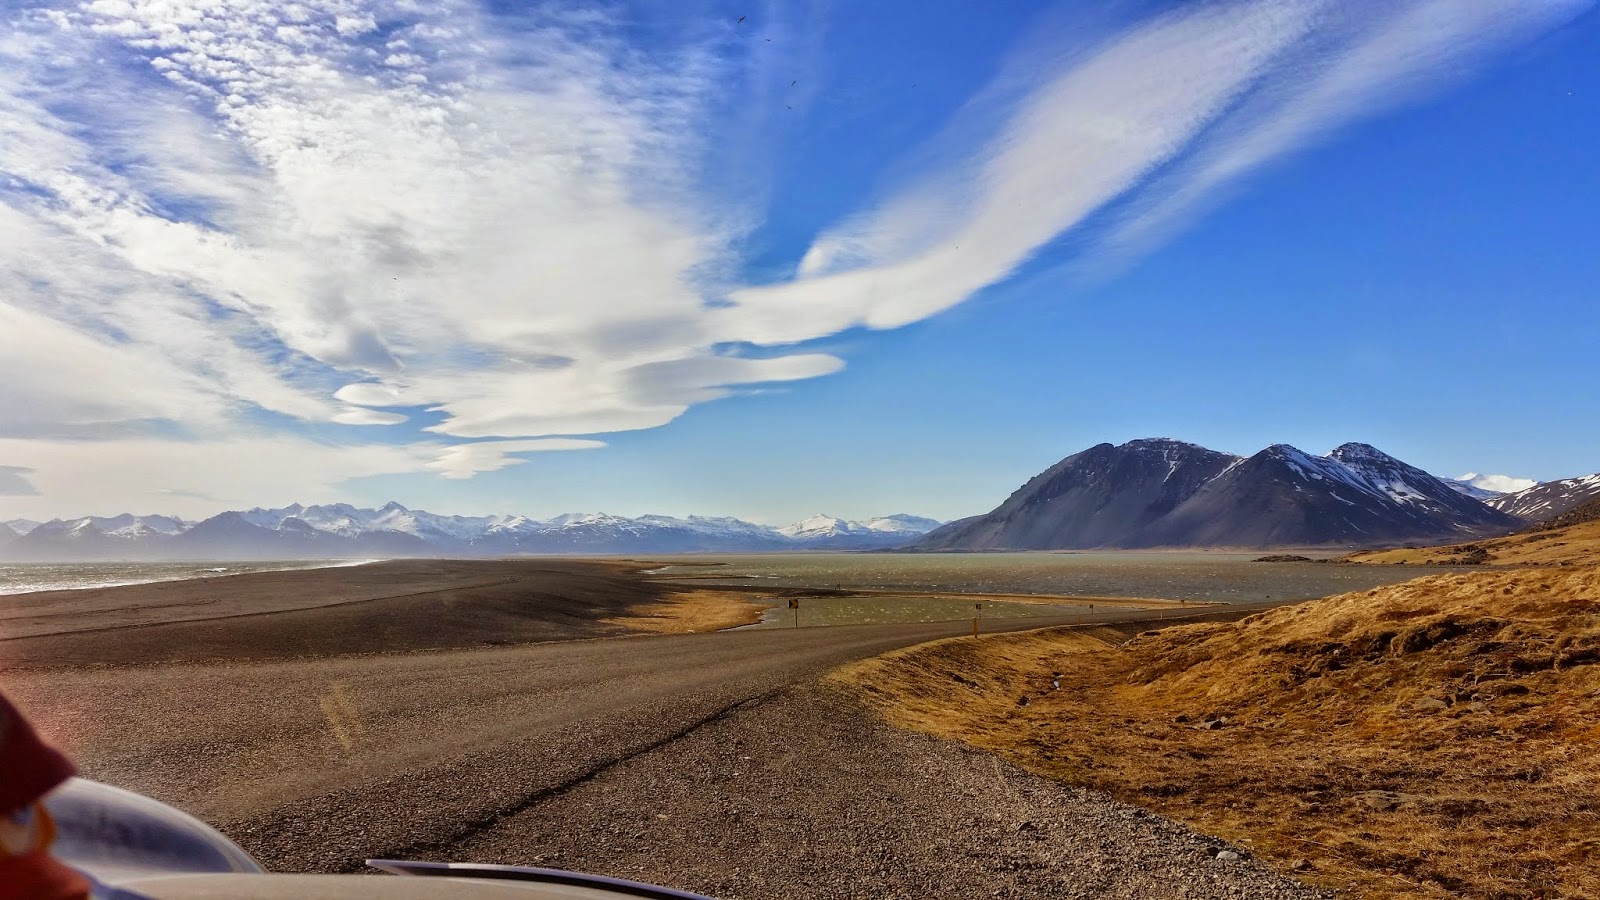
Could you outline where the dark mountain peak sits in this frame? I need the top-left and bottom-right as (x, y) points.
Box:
(919, 437), (1523, 551)
(1122, 437), (1211, 452)
(916, 438), (1240, 550)
(277, 517), (322, 535)
(1328, 442), (1453, 483)
(1329, 441), (1390, 461)
(185, 511), (269, 537)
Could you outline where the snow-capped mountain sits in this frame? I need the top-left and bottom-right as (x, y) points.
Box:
(369, 502), (500, 543)
(779, 514), (946, 548)
(469, 512), (795, 554)
(1489, 473), (1600, 522)
(777, 515), (856, 539)
(863, 514), (943, 533)
(0, 502), (942, 561)
(1, 514), (195, 560)
(1446, 472), (1539, 501)
(918, 439), (1524, 550)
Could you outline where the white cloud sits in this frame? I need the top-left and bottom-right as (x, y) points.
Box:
(0, 0), (1585, 512)
(424, 439), (608, 480)
(0, 436), (430, 518)
(0, 466), (39, 497)
(0, 434), (605, 516)
(2, 0), (757, 448)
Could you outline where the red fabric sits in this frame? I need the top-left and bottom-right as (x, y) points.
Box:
(0, 849), (93, 900)
(0, 693), (76, 816)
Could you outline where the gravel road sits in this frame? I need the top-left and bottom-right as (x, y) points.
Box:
(1, 561), (1322, 898)
(460, 685), (1330, 900)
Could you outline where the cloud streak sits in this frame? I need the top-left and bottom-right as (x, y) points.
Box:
(725, 0), (1592, 339)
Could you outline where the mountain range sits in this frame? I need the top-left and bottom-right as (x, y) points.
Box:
(4, 439), (1594, 559)
(915, 439), (1592, 551)
(0, 505), (943, 562)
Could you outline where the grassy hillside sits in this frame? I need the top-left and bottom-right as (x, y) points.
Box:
(1346, 514), (1600, 567)
(835, 565), (1600, 898)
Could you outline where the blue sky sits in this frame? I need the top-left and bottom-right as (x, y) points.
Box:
(0, 0), (1595, 524)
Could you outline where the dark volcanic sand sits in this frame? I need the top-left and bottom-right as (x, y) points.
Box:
(0, 559), (670, 667)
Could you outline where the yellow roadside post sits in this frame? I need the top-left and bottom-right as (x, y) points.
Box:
(789, 596), (800, 627)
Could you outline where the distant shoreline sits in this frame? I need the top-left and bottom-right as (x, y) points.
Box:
(0, 558), (386, 598)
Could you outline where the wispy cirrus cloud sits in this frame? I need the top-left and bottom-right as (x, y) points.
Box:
(726, 0), (1592, 340)
(1092, 0), (1596, 269)
(0, 0), (1587, 517)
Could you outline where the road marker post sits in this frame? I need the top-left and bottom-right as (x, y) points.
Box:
(973, 602), (982, 637)
(789, 597), (800, 628)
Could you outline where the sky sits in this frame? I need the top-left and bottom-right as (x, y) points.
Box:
(0, 0), (1596, 525)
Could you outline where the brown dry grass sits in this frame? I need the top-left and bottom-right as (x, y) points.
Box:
(1346, 520), (1600, 568)
(605, 589), (769, 634)
(833, 566), (1600, 899)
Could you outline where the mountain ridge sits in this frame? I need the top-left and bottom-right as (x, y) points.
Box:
(1488, 473), (1600, 521)
(916, 438), (1528, 551)
(0, 505), (945, 561)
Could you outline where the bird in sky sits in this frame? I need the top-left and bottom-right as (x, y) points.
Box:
(738, 15), (746, 23)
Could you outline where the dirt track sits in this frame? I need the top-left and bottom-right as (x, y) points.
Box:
(0, 560), (1320, 897)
